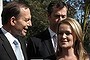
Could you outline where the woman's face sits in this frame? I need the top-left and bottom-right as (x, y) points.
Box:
(58, 24), (76, 48)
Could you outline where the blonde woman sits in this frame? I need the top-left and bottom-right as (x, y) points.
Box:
(56, 17), (89, 60)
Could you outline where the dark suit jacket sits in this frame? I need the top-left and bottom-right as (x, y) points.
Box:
(27, 28), (56, 60)
(0, 29), (27, 60)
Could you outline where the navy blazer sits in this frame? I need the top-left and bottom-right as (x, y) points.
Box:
(27, 28), (56, 60)
(0, 29), (27, 60)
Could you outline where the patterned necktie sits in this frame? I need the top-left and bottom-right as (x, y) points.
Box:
(53, 34), (57, 52)
(13, 40), (24, 60)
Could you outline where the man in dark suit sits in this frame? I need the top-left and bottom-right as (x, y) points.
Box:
(0, 1), (32, 60)
(27, 1), (68, 60)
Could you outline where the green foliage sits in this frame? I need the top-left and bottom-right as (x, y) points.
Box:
(25, 0), (49, 36)
(83, 0), (90, 53)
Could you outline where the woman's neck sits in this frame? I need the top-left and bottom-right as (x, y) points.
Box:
(58, 47), (77, 60)
(62, 47), (75, 56)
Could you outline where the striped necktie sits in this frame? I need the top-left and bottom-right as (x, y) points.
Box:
(53, 34), (57, 52)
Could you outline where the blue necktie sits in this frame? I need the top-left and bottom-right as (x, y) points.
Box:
(13, 40), (24, 60)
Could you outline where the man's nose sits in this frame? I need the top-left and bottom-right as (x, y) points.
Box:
(60, 17), (62, 20)
(27, 20), (32, 26)
(58, 16), (63, 22)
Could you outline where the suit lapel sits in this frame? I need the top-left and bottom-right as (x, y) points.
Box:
(44, 38), (55, 55)
(42, 29), (55, 55)
(0, 29), (17, 60)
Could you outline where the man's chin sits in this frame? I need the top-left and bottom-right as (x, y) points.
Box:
(19, 33), (26, 37)
(23, 32), (27, 36)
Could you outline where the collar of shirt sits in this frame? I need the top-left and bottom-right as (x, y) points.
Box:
(1, 27), (18, 44)
(1, 27), (19, 50)
(1, 27), (24, 60)
(48, 27), (57, 38)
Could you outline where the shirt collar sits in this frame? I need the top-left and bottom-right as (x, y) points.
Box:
(48, 27), (56, 38)
(1, 27), (18, 44)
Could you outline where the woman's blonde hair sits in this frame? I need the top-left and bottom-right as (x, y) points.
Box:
(57, 17), (89, 60)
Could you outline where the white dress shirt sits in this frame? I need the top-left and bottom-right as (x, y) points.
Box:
(48, 27), (57, 52)
(1, 27), (24, 60)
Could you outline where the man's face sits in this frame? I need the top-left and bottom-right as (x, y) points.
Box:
(12, 8), (32, 36)
(48, 6), (67, 26)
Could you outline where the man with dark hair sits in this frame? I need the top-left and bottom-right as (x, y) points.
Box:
(27, 1), (68, 60)
(0, 1), (32, 60)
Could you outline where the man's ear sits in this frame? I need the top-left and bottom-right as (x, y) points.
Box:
(10, 16), (16, 26)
